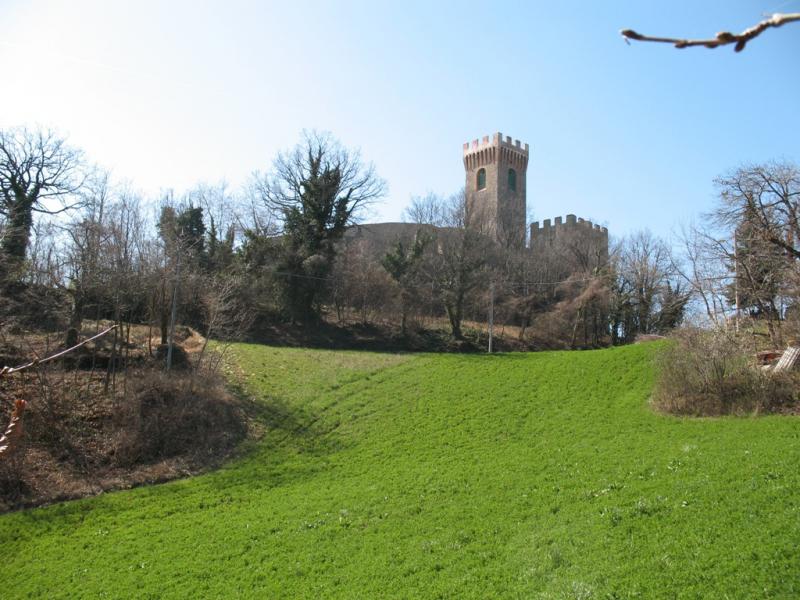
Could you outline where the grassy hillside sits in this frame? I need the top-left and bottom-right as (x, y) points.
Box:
(2, 343), (799, 598)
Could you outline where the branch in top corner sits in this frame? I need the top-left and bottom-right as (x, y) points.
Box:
(621, 12), (800, 52)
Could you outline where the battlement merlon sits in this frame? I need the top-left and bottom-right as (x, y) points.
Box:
(530, 214), (609, 238)
(462, 131), (530, 156)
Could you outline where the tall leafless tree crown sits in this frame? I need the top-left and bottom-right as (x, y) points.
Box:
(714, 162), (800, 260)
(252, 131), (385, 231)
(403, 189), (470, 230)
(0, 127), (86, 261)
(0, 128), (86, 211)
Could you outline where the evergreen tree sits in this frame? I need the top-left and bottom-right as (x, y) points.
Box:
(254, 132), (385, 322)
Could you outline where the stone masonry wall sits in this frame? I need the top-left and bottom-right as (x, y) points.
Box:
(530, 214), (609, 271)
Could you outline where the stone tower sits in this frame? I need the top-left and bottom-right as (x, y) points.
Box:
(463, 132), (529, 247)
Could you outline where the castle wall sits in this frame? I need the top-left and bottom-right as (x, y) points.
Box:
(530, 214), (609, 272)
(343, 222), (437, 254)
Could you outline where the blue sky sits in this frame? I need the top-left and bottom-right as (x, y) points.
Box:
(1, 0), (798, 239)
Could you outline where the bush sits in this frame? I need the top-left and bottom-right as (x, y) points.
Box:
(653, 327), (798, 415)
(114, 369), (247, 465)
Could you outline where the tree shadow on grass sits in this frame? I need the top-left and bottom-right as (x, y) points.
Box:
(246, 320), (529, 353)
(202, 379), (351, 485)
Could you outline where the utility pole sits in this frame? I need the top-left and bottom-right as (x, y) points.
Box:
(488, 281), (495, 354)
(166, 249), (180, 371)
(733, 229), (740, 333)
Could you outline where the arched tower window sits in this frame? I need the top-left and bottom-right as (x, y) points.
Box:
(508, 168), (517, 192)
(477, 168), (486, 190)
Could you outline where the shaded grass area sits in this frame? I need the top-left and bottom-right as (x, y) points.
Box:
(2, 343), (800, 598)
(248, 319), (530, 353)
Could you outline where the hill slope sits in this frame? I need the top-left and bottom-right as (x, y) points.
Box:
(2, 343), (799, 598)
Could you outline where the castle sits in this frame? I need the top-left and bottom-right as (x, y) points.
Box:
(349, 131), (609, 271)
(463, 131), (608, 266)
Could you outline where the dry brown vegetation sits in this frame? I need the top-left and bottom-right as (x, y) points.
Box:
(0, 322), (250, 512)
(652, 327), (800, 416)
(652, 162), (800, 416)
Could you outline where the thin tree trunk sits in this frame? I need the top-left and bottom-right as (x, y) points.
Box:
(446, 301), (463, 340)
(166, 253), (180, 371)
(160, 276), (169, 345)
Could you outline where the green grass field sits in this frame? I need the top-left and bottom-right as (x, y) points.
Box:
(2, 343), (799, 598)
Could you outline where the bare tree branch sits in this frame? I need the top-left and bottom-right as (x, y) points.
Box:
(621, 12), (800, 52)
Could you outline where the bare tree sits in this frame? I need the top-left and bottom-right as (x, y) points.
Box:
(413, 191), (493, 339)
(551, 274), (612, 349)
(381, 231), (429, 334)
(611, 231), (687, 342)
(713, 162), (800, 262)
(61, 172), (111, 346)
(194, 274), (252, 373)
(697, 162), (800, 344)
(403, 193), (450, 228)
(331, 238), (396, 325)
(0, 128), (86, 269)
(673, 223), (731, 327)
(501, 254), (558, 342)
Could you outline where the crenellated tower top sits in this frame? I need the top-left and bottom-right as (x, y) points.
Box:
(462, 132), (529, 172)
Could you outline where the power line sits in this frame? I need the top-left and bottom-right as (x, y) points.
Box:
(270, 269), (613, 287)
(270, 268), (742, 290)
